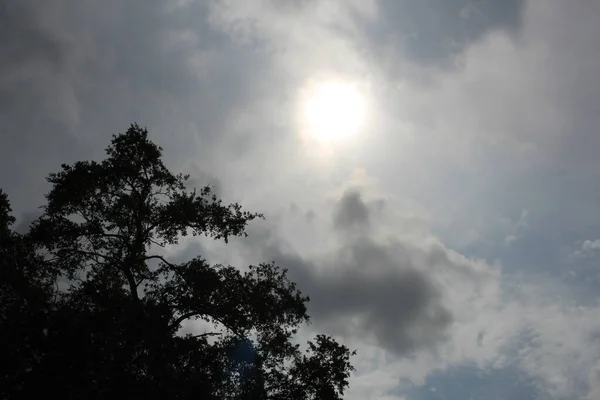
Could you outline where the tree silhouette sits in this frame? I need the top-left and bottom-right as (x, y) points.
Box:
(0, 124), (355, 399)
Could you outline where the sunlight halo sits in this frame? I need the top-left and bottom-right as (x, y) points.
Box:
(298, 78), (367, 145)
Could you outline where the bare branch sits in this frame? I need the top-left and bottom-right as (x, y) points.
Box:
(148, 237), (165, 248)
(144, 254), (176, 268)
(169, 311), (202, 331)
(193, 332), (223, 338)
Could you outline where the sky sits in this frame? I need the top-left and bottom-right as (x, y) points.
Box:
(1, 0), (600, 398)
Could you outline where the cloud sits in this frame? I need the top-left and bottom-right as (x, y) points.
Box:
(0, 0), (268, 218)
(503, 209), (529, 245)
(245, 187), (505, 359)
(367, 0), (525, 67)
(401, 364), (543, 400)
(268, 240), (452, 356)
(3, 0), (600, 398)
(587, 364), (600, 400)
(333, 190), (371, 231)
(235, 174), (600, 398)
(513, 298), (600, 398)
(572, 239), (600, 259)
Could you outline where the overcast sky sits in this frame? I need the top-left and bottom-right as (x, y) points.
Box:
(2, 1), (600, 399)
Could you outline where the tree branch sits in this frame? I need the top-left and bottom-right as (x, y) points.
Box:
(143, 254), (176, 268)
(73, 249), (112, 262)
(193, 332), (223, 338)
(122, 264), (139, 302)
(148, 237), (165, 248)
(169, 311), (202, 332)
(88, 231), (128, 241)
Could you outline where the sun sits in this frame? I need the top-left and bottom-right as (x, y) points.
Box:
(300, 80), (366, 144)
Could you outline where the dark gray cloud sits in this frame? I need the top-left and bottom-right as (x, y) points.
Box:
(305, 209), (317, 223)
(0, 2), (85, 214)
(182, 164), (224, 200)
(14, 211), (40, 235)
(0, 0), (267, 219)
(364, 0), (525, 68)
(268, 240), (452, 356)
(333, 190), (370, 231)
(247, 189), (453, 356)
(168, 239), (209, 265)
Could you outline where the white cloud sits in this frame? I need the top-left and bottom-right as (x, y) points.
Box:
(572, 239), (600, 259)
(3, 0), (600, 398)
(204, 1), (600, 396)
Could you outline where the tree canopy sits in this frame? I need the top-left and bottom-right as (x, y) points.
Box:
(0, 124), (355, 399)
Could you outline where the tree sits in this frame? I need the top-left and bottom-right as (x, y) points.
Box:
(0, 124), (355, 399)
(0, 190), (57, 398)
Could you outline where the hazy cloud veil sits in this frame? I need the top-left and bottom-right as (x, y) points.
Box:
(2, 0), (600, 399)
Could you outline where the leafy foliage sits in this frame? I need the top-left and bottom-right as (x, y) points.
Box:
(0, 124), (355, 399)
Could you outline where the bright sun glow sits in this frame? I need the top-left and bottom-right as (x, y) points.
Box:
(301, 80), (366, 144)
